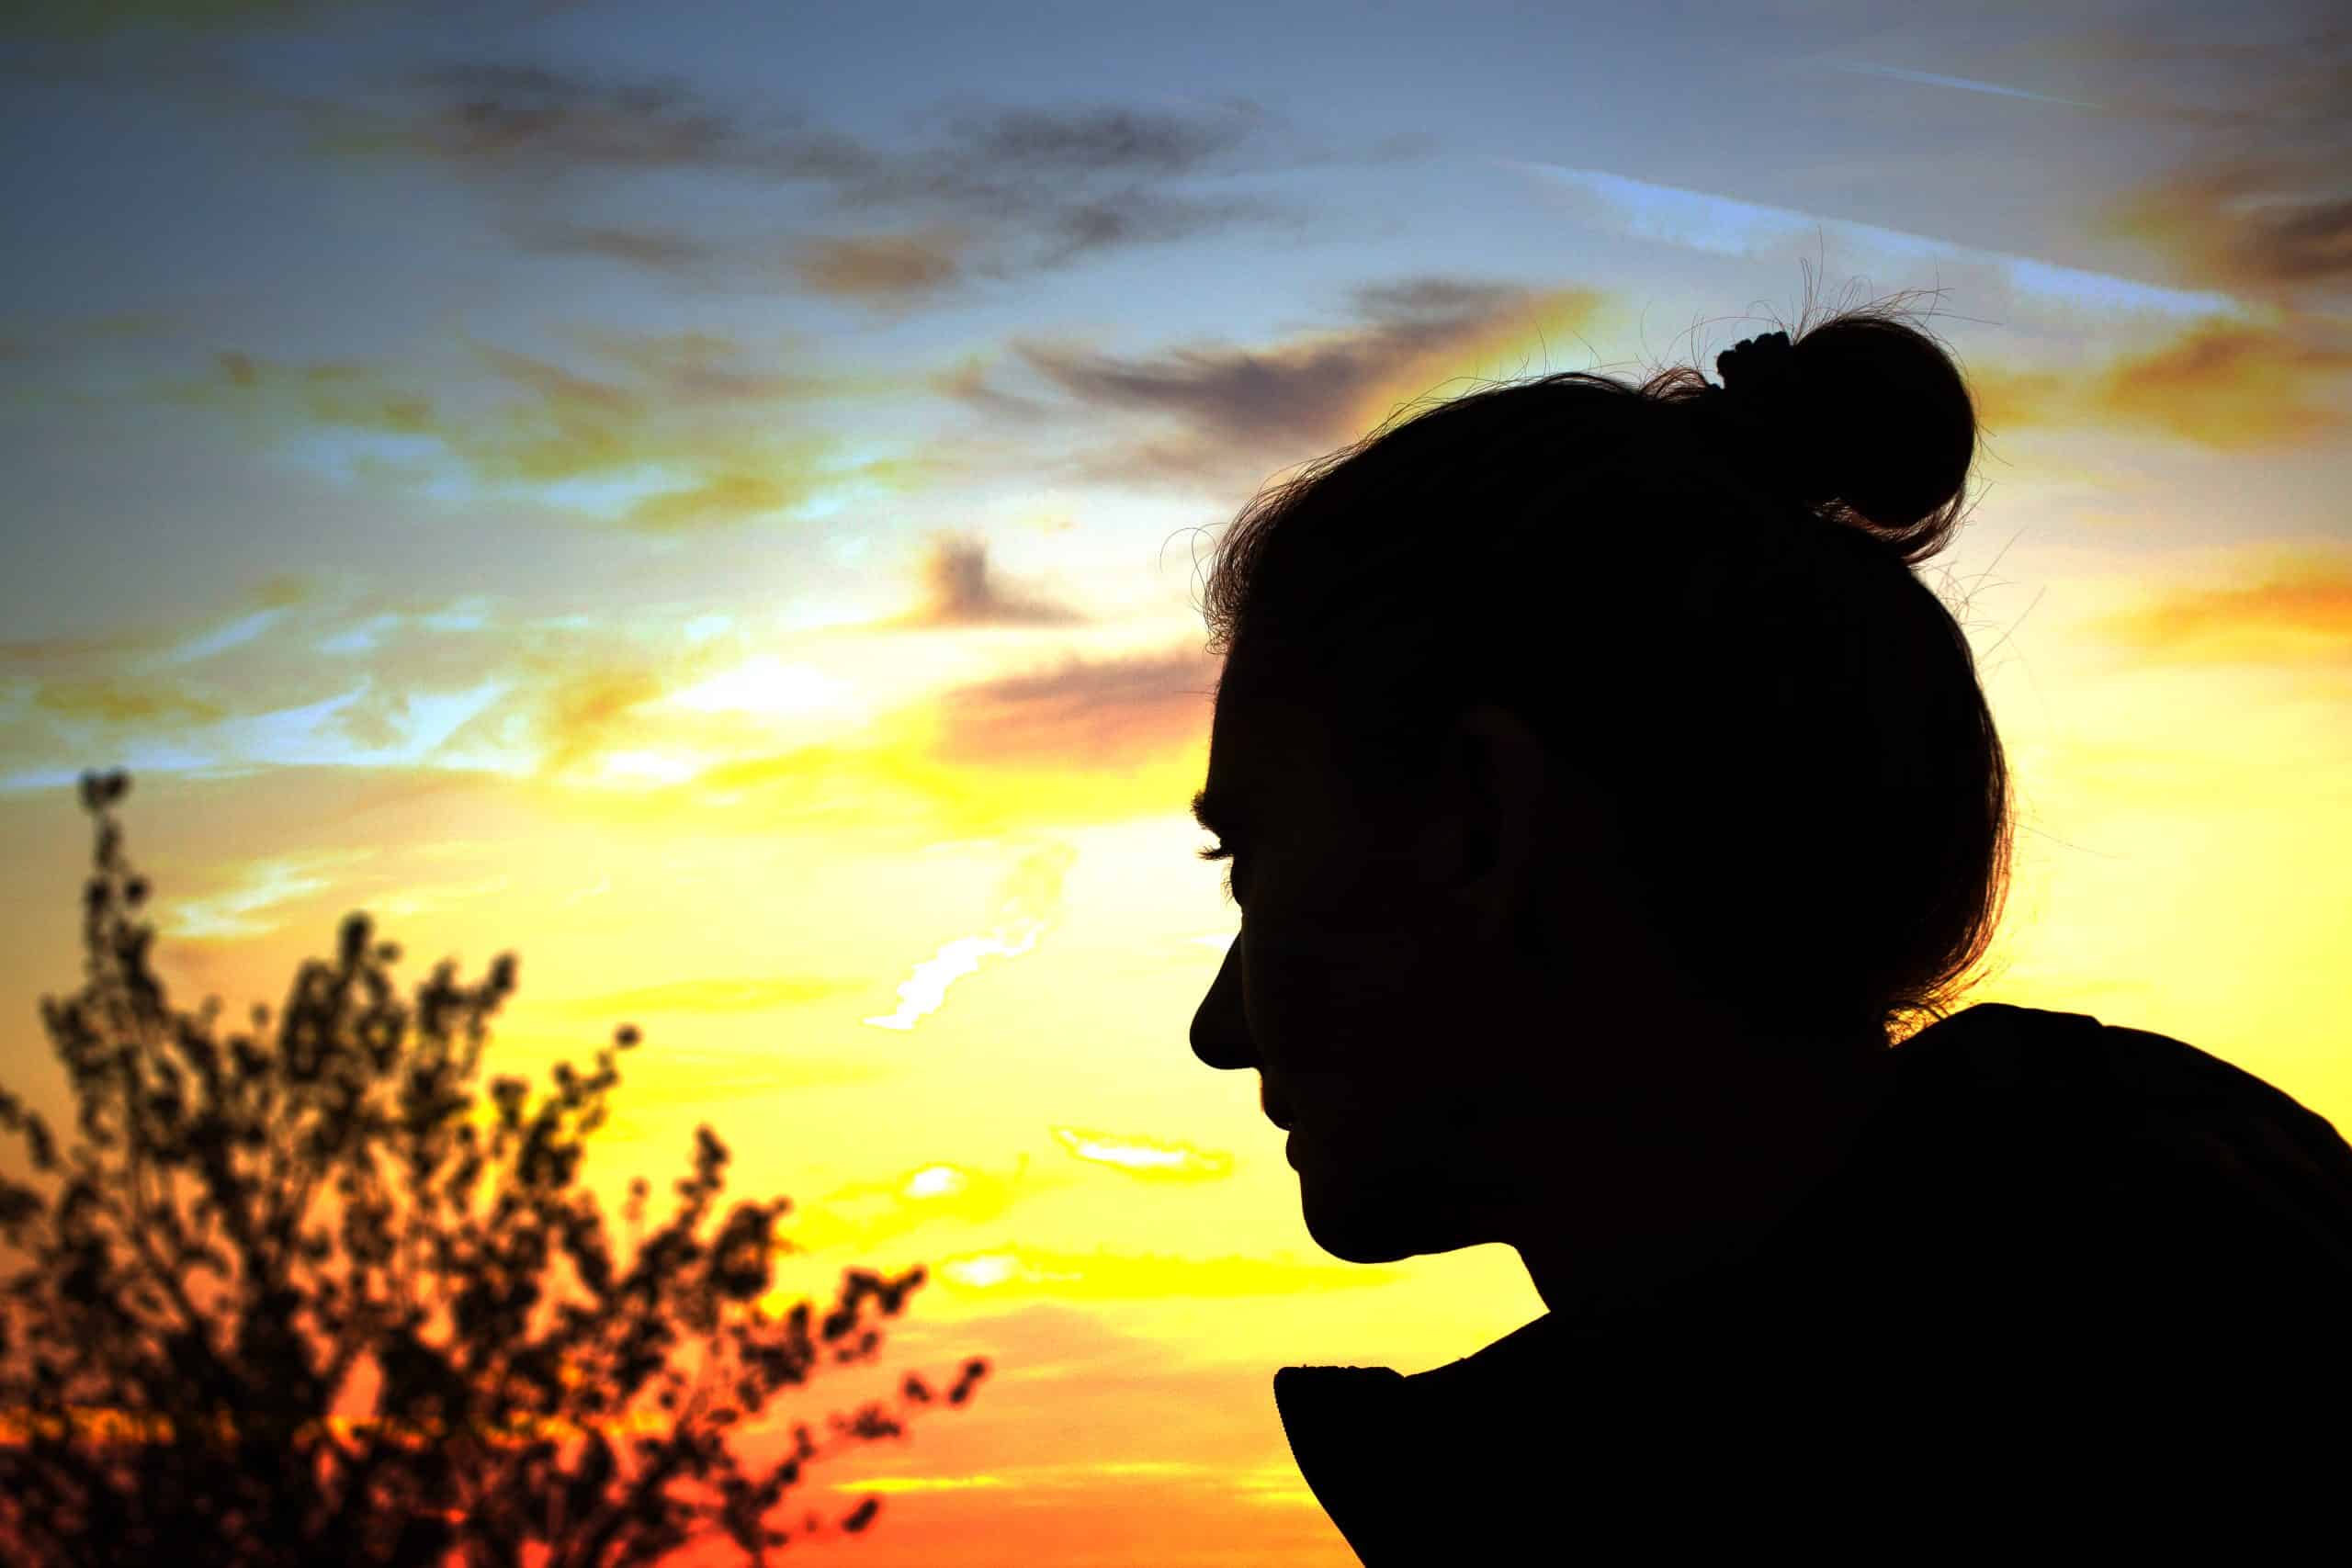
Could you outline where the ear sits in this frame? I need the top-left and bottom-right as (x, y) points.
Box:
(1442, 701), (1555, 948)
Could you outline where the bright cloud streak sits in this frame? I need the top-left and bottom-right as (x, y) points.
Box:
(1495, 161), (2249, 320)
(161, 852), (372, 941)
(862, 924), (1042, 1032)
(1050, 1127), (1234, 1179)
(141, 609), (288, 671)
(1826, 61), (2103, 107)
(864, 842), (1075, 1031)
(905, 1163), (967, 1198)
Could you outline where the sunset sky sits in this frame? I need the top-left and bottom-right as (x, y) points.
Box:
(2, 1), (2347, 1562)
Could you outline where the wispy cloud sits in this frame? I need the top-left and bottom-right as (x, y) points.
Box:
(29, 674), (230, 727)
(861, 840), (1076, 1032)
(792, 226), (971, 303)
(928, 644), (1219, 773)
(159, 848), (376, 942)
(1, 590), (854, 795)
(2095, 155), (2352, 309)
(1973, 319), (2352, 449)
(769, 1157), (1045, 1259)
(334, 62), (773, 171)
(989, 277), (1604, 494)
(882, 535), (1087, 630)
(502, 216), (716, 273)
(926, 1243), (1401, 1299)
(2024, 20), (2351, 131)
(1498, 161), (2246, 321)
(2086, 551), (2352, 666)
(295, 74), (1313, 290)
(365, 870), (514, 920)
(170, 333), (917, 531)
(1049, 1126), (1232, 1183)
(1825, 61), (2102, 108)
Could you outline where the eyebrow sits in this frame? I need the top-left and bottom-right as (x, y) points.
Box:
(1190, 787), (1242, 834)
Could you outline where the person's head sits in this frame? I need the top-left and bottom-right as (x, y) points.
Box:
(1187, 295), (2014, 1287)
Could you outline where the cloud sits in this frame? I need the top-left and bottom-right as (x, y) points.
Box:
(0, 631), (150, 670)
(925, 100), (1265, 177)
(2027, 21), (2350, 133)
(2085, 550), (2352, 666)
(171, 333), (907, 530)
(158, 848), (376, 943)
(294, 74), (1319, 289)
(1024, 188), (1290, 272)
(347, 61), (770, 171)
(520, 661), (672, 780)
(544, 626), (1222, 837)
(792, 226), (970, 302)
(922, 1243), (1402, 1300)
(503, 215), (716, 272)
(1049, 1125), (1233, 1183)
(2025, 19), (2349, 310)
(209, 351), (438, 432)
(556, 328), (835, 404)
(1001, 277), (1604, 492)
(1973, 318), (2352, 449)
(2096, 155), (2352, 309)
(3, 543), (1168, 823)
(30, 676), (230, 726)
(0, 588), (526, 786)
(1823, 61), (2101, 108)
(925, 356), (1048, 420)
(2089, 321), (2352, 446)
(1502, 160), (2245, 322)
(364, 870), (514, 920)
(622, 470), (800, 532)
(929, 643), (1220, 772)
(885, 535), (1086, 630)
(751, 1156), (1048, 1259)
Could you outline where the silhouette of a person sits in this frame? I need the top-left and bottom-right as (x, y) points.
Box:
(1187, 308), (2352, 1562)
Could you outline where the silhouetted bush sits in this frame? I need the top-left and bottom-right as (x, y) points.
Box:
(0, 768), (989, 1566)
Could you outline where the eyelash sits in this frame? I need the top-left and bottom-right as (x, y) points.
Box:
(1196, 841), (1237, 903)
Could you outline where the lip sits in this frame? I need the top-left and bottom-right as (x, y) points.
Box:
(1261, 1082), (1296, 1130)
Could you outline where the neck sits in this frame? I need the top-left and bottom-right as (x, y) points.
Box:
(1518, 1026), (1894, 1325)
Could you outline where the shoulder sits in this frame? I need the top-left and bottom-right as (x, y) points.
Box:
(1877, 1002), (2352, 1330)
(1899, 1001), (2331, 1117)
(1892, 1005), (2352, 1208)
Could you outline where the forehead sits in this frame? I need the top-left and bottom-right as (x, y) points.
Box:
(1195, 665), (1325, 830)
(1193, 716), (1257, 832)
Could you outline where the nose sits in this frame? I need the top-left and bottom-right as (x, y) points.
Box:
(1191, 932), (1255, 1071)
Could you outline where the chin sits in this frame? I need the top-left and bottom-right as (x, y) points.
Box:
(1306, 1222), (1420, 1266)
(1300, 1181), (1476, 1265)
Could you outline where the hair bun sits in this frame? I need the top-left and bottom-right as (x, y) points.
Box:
(1786, 313), (1980, 562)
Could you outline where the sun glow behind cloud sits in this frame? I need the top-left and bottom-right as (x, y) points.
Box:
(657, 657), (860, 720)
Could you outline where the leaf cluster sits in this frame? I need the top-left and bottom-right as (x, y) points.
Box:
(0, 769), (991, 1566)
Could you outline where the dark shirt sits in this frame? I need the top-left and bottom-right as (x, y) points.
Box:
(1272, 1003), (2352, 1562)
